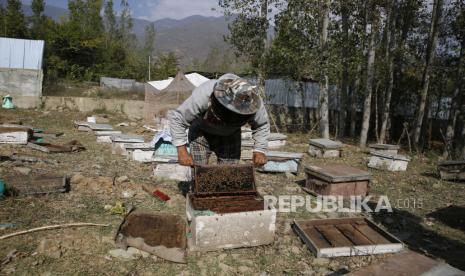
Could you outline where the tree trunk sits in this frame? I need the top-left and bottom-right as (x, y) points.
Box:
(339, 1), (350, 138)
(379, 0), (396, 143)
(258, 0), (268, 87)
(319, 0), (331, 139)
(350, 64), (361, 137)
(360, 18), (377, 148)
(444, 36), (464, 158)
(412, 0), (443, 149)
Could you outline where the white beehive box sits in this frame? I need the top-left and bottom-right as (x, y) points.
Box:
(368, 151), (410, 172)
(186, 164), (276, 252)
(368, 144), (400, 155)
(0, 126), (31, 144)
(153, 163), (191, 181)
(186, 194), (276, 252)
(308, 138), (343, 158)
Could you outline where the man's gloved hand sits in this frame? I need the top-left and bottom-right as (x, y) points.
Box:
(253, 151), (267, 167)
(177, 146), (194, 166)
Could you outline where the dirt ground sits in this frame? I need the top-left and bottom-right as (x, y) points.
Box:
(0, 108), (464, 275)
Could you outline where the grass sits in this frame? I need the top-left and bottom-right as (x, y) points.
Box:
(0, 108), (464, 275)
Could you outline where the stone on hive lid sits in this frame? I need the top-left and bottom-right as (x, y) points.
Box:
(305, 163), (371, 183)
(309, 138), (342, 149)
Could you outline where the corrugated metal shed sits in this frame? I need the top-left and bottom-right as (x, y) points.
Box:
(0, 37), (45, 70)
(265, 78), (338, 109)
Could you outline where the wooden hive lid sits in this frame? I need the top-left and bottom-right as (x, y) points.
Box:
(370, 151), (410, 161)
(368, 143), (400, 150)
(305, 163), (371, 183)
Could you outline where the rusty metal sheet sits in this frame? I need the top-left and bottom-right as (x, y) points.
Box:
(6, 175), (69, 196)
(305, 164), (371, 183)
(27, 140), (85, 153)
(116, 211), (187, 263)
(190, 193), (264, 214)
(194, 164), (256, 195)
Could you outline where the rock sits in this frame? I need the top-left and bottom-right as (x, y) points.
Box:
(117, 122), (129, 127)
(108, 249), (137, 260)
(130, 122), (137, 127)
(217, 253), (227, 261)
(104, 204), (113, 210)
(121, 190), (135, 198)
(282, 220), (292, 235)
(37, 239), (62, 258)
(127, 247), (150, 258)
(238, 266), (251, 273)
(285, 171), (295, 179)
(301, 269), (315, 275)
(285, 185), (299, 193)
(116, 176), (129, 183)
(290, 246), (301, 254)
(312, 258), (330, 267)
(219, 263), (232, 273)
(14, 167), (31, 175)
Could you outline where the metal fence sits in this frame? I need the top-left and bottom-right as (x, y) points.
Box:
(0, 37), (45, 70)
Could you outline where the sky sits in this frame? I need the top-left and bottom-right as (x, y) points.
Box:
(21, 0), (222, 21)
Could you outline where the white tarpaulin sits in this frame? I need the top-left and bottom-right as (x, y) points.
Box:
(147, 73), (209, 91)
(0, 37), (45, 70)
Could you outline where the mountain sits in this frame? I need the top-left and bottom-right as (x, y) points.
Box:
(132, 15), (232, 66)
(0, 0), (68, 21)
(1, 1), (232, 66)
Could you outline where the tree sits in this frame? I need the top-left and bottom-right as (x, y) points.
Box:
(104, 0), (117, 38)
(5, 0), (27, 38)
(412, 0), (443, 149)
(119, 0), (134, 45)
(379, 0), (396, 143)
(30, 0), (46, 38)
(319, 0), (331, 138)
(0, 4), (6, 37)
(143, 23), (156, 57)
(153, 52), (179, 80)
(445, 0), (465, 159)
(359, 1), (379, 147)
(219, 0), (272, 85)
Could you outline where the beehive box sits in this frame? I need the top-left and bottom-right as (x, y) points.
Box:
(308, 139), (343, 158)
(95, 130), (122, 143)
(187, 164), (276, 251)
(368, 144), (400, 155)
(110, 134), (145, 155)
(153, 163), (191, 181)
(438, 160), (465, 181)
(242, 151), (303, 173)
(268, 133), (287, 149)
(305, 164), (371, 197)
(368, 152), (410, 172)
(293, 217), (403, 258)
(0, 126), (32, 144)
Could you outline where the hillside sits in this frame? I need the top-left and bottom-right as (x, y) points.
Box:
(0, 1), (232, 66)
